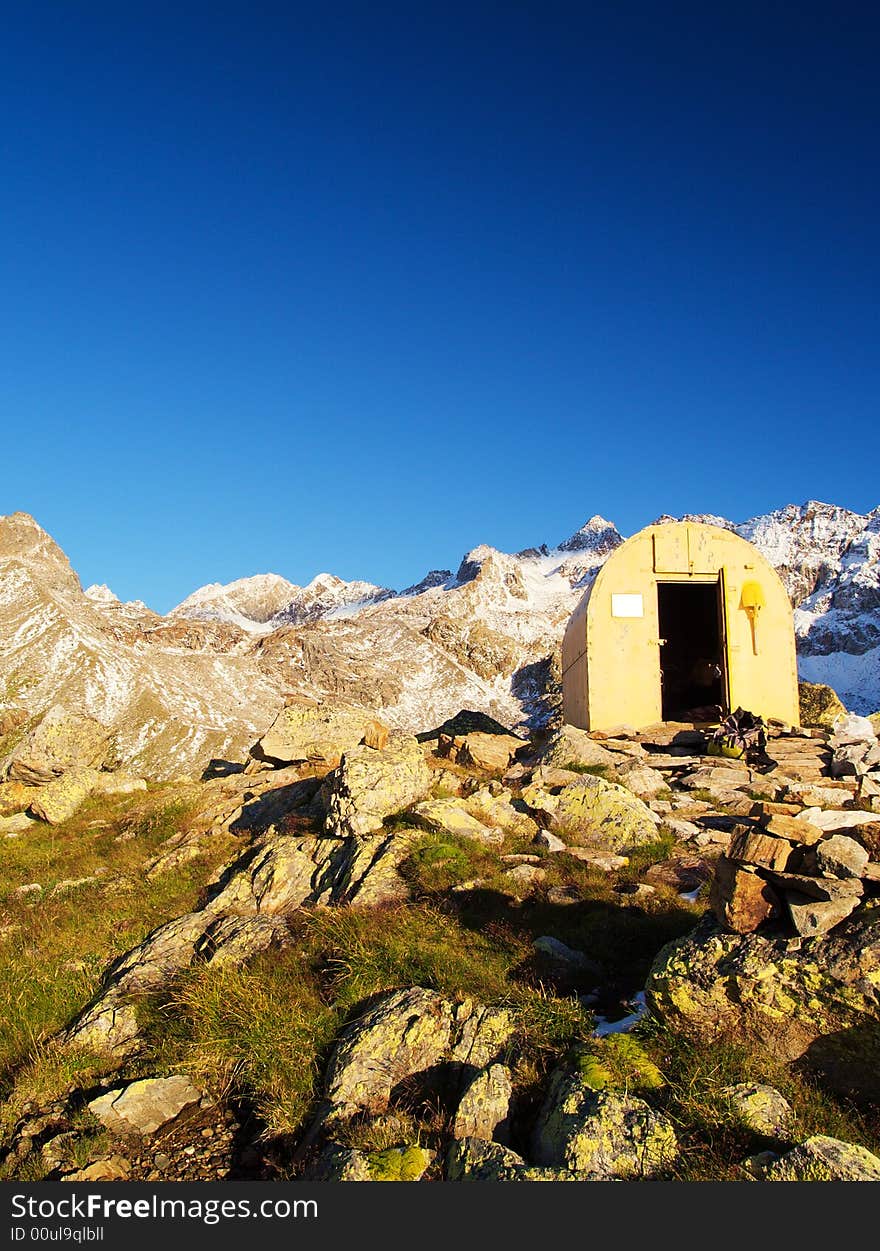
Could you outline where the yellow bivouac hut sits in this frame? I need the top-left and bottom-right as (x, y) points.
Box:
(562, 520), (799, 731)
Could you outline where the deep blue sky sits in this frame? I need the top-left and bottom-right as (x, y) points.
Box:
(2, 2), (878, 611)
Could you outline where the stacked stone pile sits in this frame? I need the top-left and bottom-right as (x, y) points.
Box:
(828, 713), (880, 806)
(710, 804), (877, 937)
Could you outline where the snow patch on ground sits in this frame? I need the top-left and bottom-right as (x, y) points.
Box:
(592, 991), (649, 1037)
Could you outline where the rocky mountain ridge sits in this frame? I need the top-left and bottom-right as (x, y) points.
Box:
(1, 501), (878, 778)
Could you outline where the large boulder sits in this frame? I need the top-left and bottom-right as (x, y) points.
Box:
(759, 1135), (880, 1181)
(646, 909), (880, 1097)
(523, 773), (660, 853)
(531, 1067), (678, 1178)
(798, 681), (847, 729)
(0, 780), (35, 815)
(538, 725), (619, 772)
(317, 988), (512, 1125)
(323, 735), (431, 837)
(451, 1064), (513, 1143)
(3, 706), (111, 785)
(252, 700), (377, 769)
(27, 767), (104, 824)
(409, 799), (504, 846)
(438, 732), (524, 773)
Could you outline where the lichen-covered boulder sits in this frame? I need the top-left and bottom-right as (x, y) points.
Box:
(524, 774), (660, 853)
(409, 798), (503, 846)
(538, 725), (618, 772)
(27, 767), (104, 824)
(3, 706), (111, 785)
(318, 988), (512, 1124)
(446, 1137), (576, 1182)
(463, 786), (539, 839)
(252, 700), (375, 768)
(313, 827), (422, 908)
(452, 1064), (513, 1143)
(25, 768), (147, 825)
(210, 835), (321, 915)
(722, 1083), (793, 1138)
(309, 1143), (433, 1181)
(531, 1068), (678, 1178)
(798, 681), (847, 729)
(323, 735), (431, 837)
(759, 1135), (880, 1181)
(647, 909), (880, 1096)
(0, 780), (34, 816)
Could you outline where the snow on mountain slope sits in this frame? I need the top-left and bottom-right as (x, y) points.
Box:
(269, 573), (394, 626)
(172, 573), (299, 631)
(0, 515), (280, 776)
(797, 647), (880, 716)
(173, 571), (393, 631)
(737, 501), (869, 606)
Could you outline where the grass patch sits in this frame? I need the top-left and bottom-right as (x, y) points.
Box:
(143, 956), (339, 1138)
(684, 788), (722, 805)
(617, 829), (678, 881)
(399, 834), (490, 893)
(562, 763), (616, 779)
(636, 1019), (880, 1180)
(0, 787), (228, 1128)
(310, 903), (522, 1013)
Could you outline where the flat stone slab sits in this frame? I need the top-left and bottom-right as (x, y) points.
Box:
(88, 1075), (202, 1136)
(797, 808), (879, 833)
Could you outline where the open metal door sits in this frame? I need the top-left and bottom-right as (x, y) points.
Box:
(716, 569), (731, 715)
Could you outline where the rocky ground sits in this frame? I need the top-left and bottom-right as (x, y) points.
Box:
(1, 695), (880, 1182)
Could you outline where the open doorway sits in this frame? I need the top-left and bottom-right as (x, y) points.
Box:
(657, 581), (727, 721)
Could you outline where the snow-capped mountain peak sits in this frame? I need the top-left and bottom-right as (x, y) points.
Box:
(84, 584), (120, 603)
(557, 515), (623, 555)
(172, 573), (300, 630)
